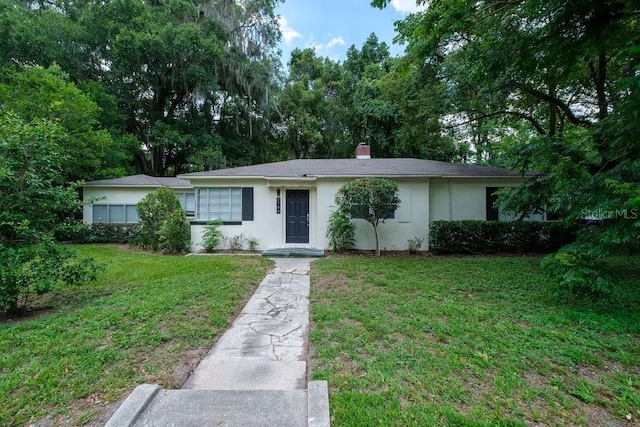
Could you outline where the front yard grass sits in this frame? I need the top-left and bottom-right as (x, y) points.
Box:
(0, 245), (272, 426)
(310, 256), (640, 426)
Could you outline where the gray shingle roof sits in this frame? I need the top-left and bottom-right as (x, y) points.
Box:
(180, 159), (529, 179)
(84, 174), (191, 188)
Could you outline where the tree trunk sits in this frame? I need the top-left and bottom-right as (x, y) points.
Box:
(372, 221), (381, 256)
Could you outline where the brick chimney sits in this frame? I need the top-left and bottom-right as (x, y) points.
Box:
(355, 143), (371, 159)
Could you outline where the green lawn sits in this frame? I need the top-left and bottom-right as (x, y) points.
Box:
(310, 256), (640, 426)
(0, 245), (272, 426)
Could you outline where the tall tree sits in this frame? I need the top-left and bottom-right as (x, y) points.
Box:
(274, 48), (347, 159)
(84, 0), (282, 175)
(342, 34), (399, 158)
(1, 0), (282, 176)
(379, 60), (458, 161)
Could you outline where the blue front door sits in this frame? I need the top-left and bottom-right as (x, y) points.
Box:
(286, 190), (309, 244)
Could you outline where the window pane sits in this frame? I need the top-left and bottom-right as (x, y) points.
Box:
(175, 192), (195, 216)
(195, 187), (242, 222)
(196, 189), (208, 220)
(185, 193), (195, 212)
(93, 205), (108, 223)
(109, 205), (125, 223)
(230, 188), (242, 221)
(126, 205), (140, 223)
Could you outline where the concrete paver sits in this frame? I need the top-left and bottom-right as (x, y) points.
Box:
(182, 360), (307, 390)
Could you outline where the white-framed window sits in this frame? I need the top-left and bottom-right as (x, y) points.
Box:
(196, 188), (242, 222)
(175, 192), (195, 216)
(93, 204), (140, 223)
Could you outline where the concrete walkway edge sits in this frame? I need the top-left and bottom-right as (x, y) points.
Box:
(105, 381), (330, 427)
(105, 384), (161, 427)
(308, 381), (330, 427)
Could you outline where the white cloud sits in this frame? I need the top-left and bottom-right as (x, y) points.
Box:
(327, 36), (346, 50)
(278, 16), (302, 46)
(390, 0), (428, 14)
(301, 34), (346, 60)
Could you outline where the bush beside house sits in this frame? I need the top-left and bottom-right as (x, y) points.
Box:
(430, 220), (577, 254)
(55, 222), (143, 244)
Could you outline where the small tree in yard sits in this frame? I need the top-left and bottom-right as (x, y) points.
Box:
(158, 210), (191, 254)
(335, 177), (400, 256)
(0, 113), (100, 314)
(137, 188), (184, 251)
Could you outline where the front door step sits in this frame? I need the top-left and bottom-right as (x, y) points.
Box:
(262, 248), (325, 257)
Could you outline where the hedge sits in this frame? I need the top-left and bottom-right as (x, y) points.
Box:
(55, 222), (143, 244)
(429, 220), (577, 254)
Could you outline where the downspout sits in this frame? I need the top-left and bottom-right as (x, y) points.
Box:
(449, 178), (453, 220)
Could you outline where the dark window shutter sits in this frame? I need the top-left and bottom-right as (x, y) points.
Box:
(486, 187), (499, 221)
(242, 187), (254, 221)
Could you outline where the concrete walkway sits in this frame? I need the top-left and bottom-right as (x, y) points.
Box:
(106, 258), (329, 427)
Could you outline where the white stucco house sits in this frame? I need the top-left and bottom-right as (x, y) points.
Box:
(83, 146), (542, 252)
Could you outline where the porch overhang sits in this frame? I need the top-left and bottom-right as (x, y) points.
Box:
(265, 177), (317, 188)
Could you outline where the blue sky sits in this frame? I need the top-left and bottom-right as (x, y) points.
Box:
(276, 0), (425, 65)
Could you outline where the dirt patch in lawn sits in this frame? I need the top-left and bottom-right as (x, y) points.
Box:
(0, 305), (55, 324)
(312, 271), (358, 293)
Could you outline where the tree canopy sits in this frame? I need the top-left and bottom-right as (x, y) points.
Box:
(1, 0), (283, 177)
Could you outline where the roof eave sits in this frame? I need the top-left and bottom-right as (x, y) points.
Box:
(180, 175), (264, 180)
(83, 184), (191, 188)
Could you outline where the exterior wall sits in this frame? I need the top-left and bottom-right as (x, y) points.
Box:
(85, 175), (538, 253)
(188, 179), (319, 252)
(427, 177), (539, 249)
(83, 186), (193, 224)
(315, 178), (430, 251)
(190, 177), (430, 252)
(83, 187), (155, 223)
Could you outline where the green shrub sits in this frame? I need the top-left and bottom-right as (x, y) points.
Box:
(137, 188), (183, 251)
(55, 222), (143, 244)
(86, 224), (143, 244)
(326, 210), (355, 252)
(158, 210), (191, 254)
(540, 251), (614, 298)
(429, 220), (576, 254)
(407, 236), (425, 253)
(54, 218), (89, 242)
(202, 220), (224, 252)
(0, 113), (102, 313)
(0, 239), (102, 313)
